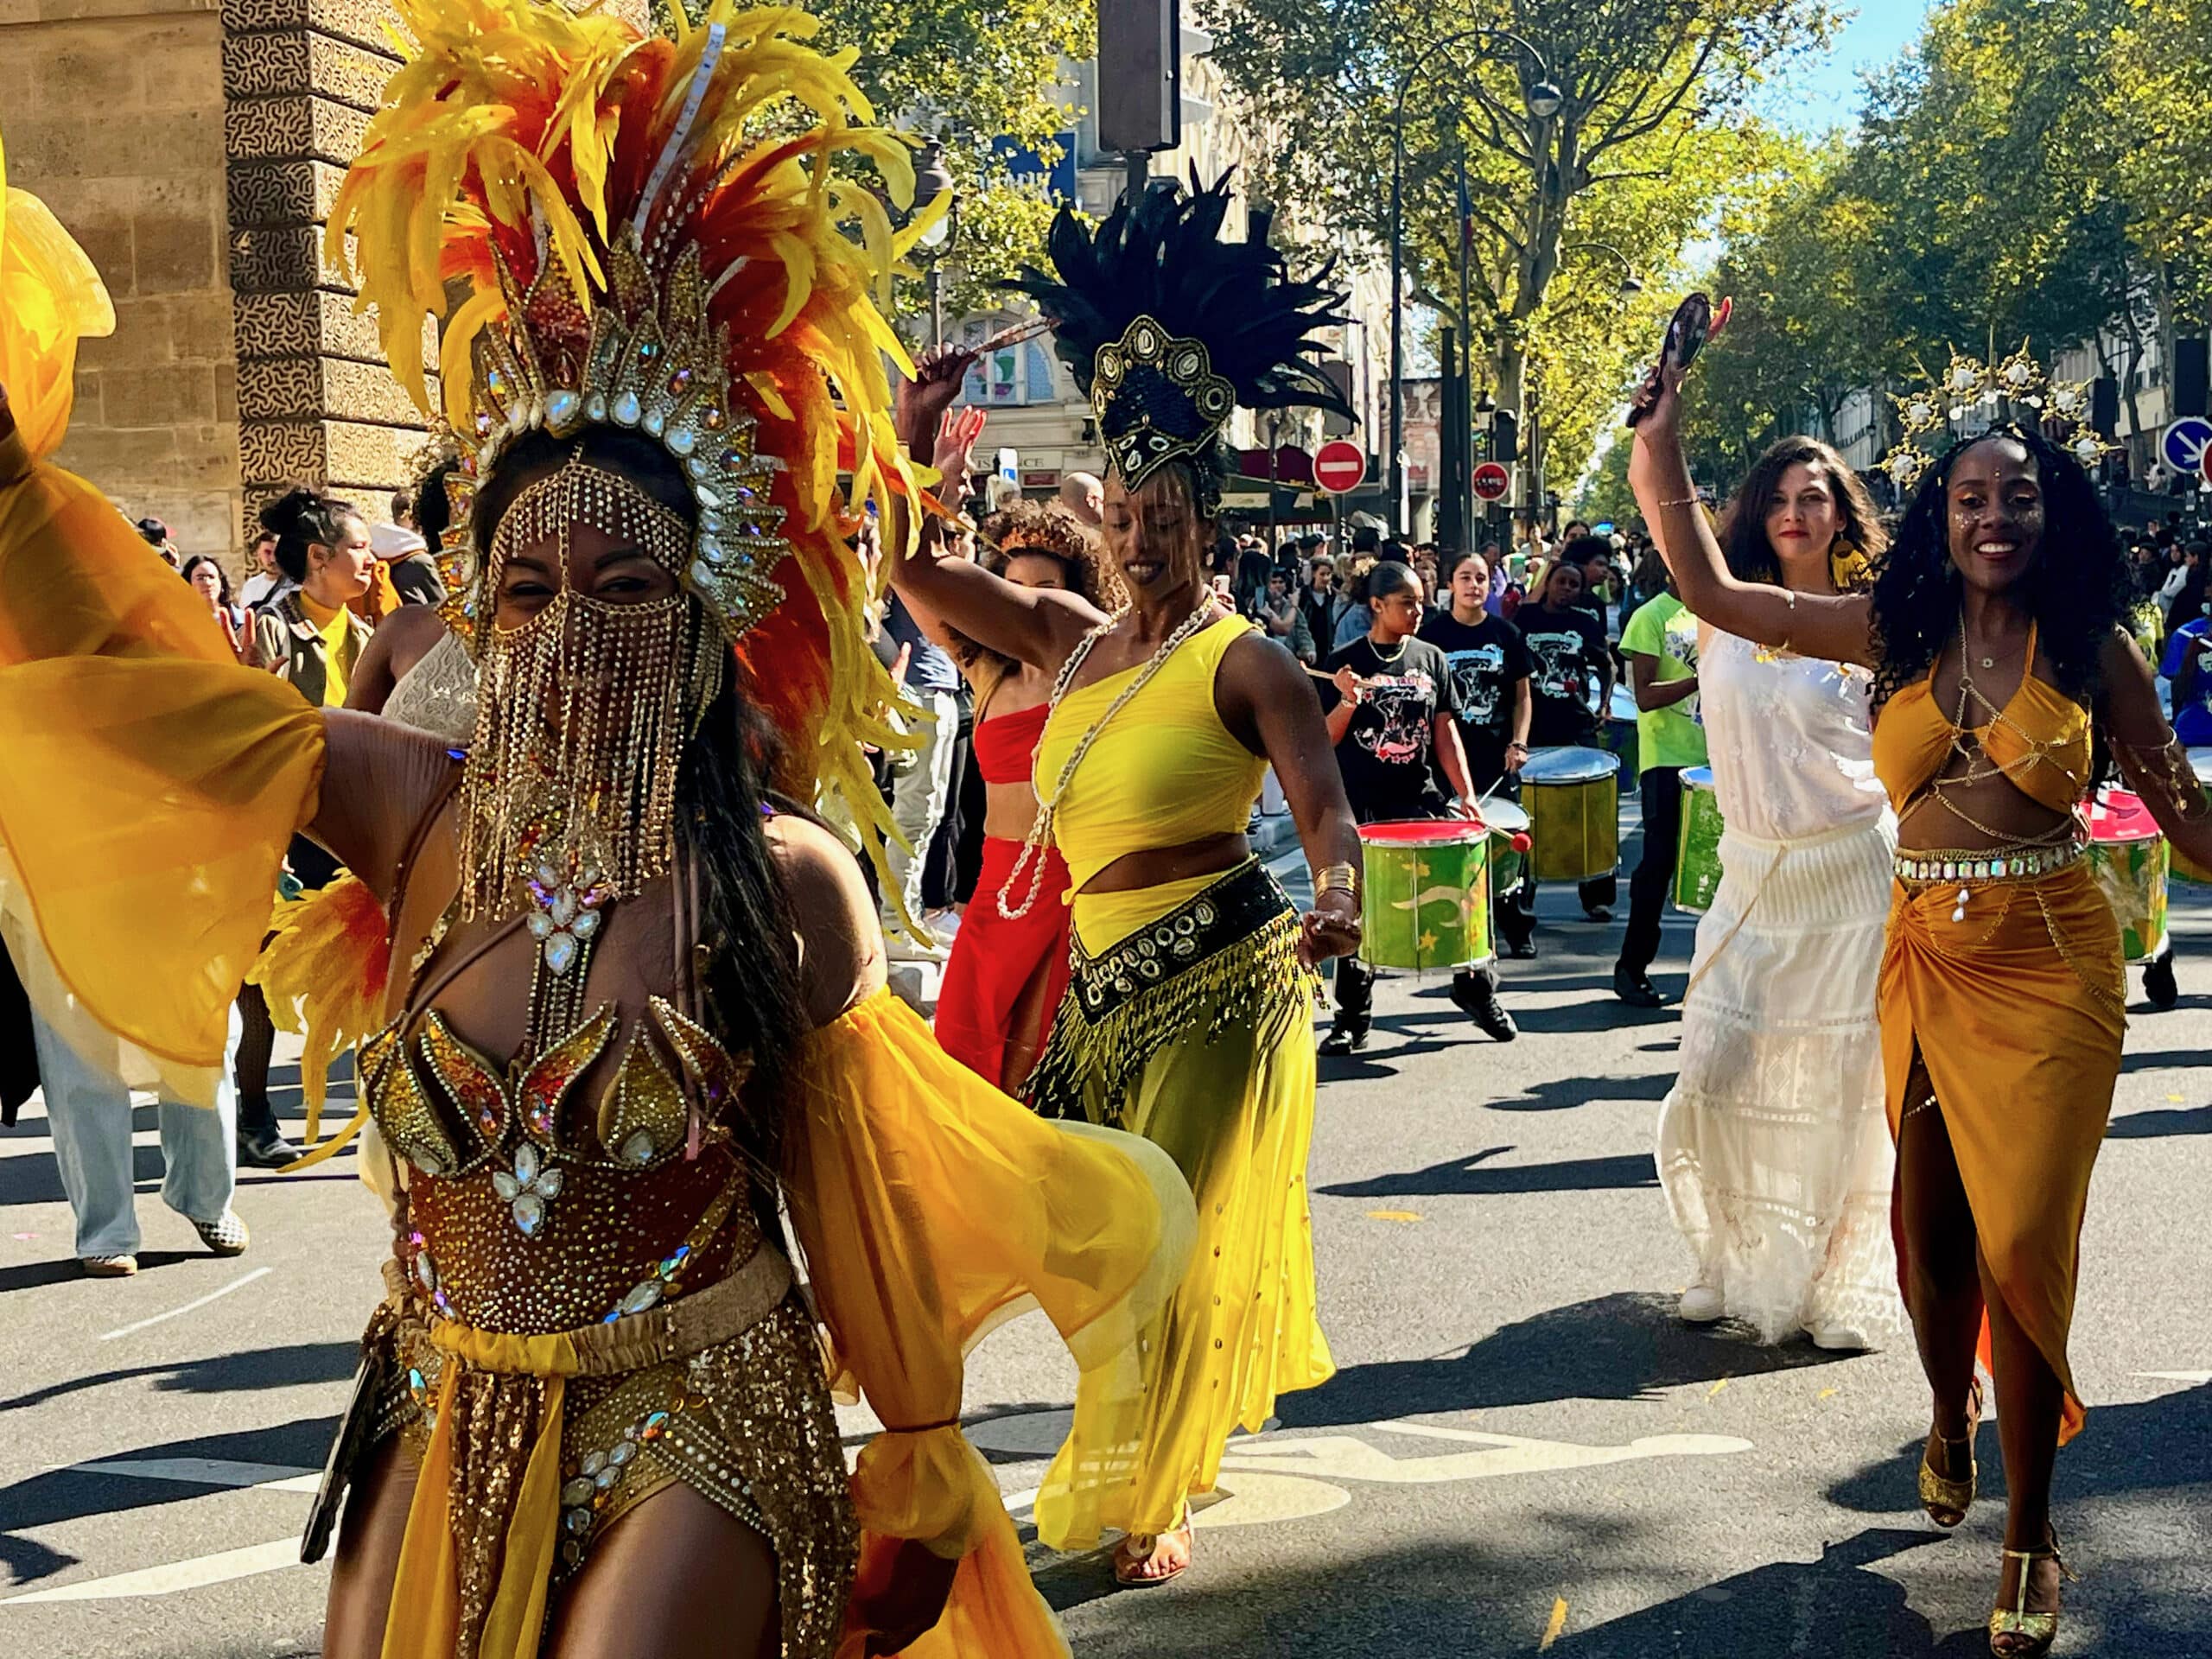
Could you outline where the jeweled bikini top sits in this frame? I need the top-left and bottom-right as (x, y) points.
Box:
(363, 832), (763, 1334)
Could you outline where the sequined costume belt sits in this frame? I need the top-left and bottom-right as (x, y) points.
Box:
(1024, 857), (1313, 1122)
(1894, 838), (2083, 887)
(413, 1241), (793, 1376)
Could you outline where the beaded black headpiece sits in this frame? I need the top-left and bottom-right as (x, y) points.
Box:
(1008, 170), (1355, 514)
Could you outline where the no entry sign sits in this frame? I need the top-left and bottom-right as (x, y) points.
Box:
(1314, 439), (1367, 494)
(1472, 461), (1512, 503)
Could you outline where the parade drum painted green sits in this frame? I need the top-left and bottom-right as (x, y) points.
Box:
(1673, 766), (1725, 914)
(1481, 798), (1531, 894)
(2172, 751), (2212, 887)
(2085, 788), (2168, 963)
(1357, 822), (1492, 971)
(1520, 746), (1621, 882)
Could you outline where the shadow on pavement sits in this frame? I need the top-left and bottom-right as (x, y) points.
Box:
(2104, 1104), (2212, 1139)
(1318, 1144), (1657, 1198)
(0, 1415), (339, 1586)
(0, 1340), (359, 1414)
(1274, 1290), (1844, 1429)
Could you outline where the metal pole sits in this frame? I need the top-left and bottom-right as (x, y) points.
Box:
(1455, 147), (1473, 550)
(1124, 149), (1148, 208)
(928, 262), (944, 351)
(1388, 91), (1406, 539)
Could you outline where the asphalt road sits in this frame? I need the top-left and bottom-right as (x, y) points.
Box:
(3, 830), (2208, 1659)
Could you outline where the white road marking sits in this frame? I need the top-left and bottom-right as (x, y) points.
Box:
(98, 1268), (270, 1341)
(1218, 1425), (1751, 1485)
(2133, 1370), (2212, 1384)
(68, 1458), (320, 1494)
(0, 1539), (300, 1605)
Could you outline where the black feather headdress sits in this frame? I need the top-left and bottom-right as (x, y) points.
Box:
(1007, 171), (1355, 512)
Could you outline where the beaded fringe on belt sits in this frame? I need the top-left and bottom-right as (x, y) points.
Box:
(1022, 858), (1314, 1124)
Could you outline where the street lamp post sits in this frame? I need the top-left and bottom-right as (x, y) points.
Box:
(1388, 28), (1561, 538)
(912, 139), (960, 349)
(1561, 240), (1643, 298)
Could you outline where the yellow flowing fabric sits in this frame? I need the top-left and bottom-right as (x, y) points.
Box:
(1026, 618), (1333, 1545)
(786, 988), (1195, 1656)
(0, 125), (326, 1091)
(1874, 674), (2119, 1446)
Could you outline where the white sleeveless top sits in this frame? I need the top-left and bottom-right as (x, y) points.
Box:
(1697, 629), (1885, 842)
(380, 626), (478, 743)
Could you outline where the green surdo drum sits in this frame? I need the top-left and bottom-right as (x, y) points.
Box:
(1673, 766), (1725, 914)
(1520, 746), (1622, 883)
(2085, 788), (2170, 963)
(1357, 821), (1492, 971)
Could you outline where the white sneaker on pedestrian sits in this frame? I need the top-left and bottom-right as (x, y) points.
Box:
(1678, 1284), (1726, 1324)
(1808, 1321), (1872, 1353)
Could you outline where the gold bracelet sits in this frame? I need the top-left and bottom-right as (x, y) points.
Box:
(1658, 494), (1701, 509)
(1779, 587), (1796, 653)
(1313, 862), (1360, 900)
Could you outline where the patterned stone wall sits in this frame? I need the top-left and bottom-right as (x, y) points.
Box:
(0, 0), (242, 561)
(220, 0), (434, 537)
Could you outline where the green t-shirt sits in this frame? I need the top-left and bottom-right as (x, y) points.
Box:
(1618, 592), (1707, 774)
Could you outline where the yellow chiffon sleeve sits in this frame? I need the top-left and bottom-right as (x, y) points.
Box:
(785, 988), (1194, 1658)
(0, 432), (326, 1077)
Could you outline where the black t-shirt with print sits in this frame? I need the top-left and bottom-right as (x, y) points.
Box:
(1516, 604), (1608, 747)
(1420, 611), (1534, 789)
(1321, 635), (1459, 821)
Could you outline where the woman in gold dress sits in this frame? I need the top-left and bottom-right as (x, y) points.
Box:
(1629, 346), (2212, 1656)
(0, 7), (1191, 1656)
(892, 175), (1363, 1586)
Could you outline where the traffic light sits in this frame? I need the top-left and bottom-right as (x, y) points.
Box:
(1492, 409), (1518, 465)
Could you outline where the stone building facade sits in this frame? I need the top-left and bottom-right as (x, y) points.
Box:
(1, 0), (643, 567)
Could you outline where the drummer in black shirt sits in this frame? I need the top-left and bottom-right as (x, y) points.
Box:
(1319, 562), (1517, 1053)
(1421, 550), (1537, 957)
(1516, 556), (1618, 919)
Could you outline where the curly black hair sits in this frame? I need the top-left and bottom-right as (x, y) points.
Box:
(1869, 424), (2131, 723)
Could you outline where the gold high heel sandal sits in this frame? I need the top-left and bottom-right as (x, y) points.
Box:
(1988, 1532), (2076, 1657)
(1918, 1376), (1981, 1529)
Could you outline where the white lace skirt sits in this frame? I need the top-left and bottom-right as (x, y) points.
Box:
(1655, 814), (1904, 1344)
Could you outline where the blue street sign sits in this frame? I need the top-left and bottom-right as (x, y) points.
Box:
(2161, 416), (2212, 475)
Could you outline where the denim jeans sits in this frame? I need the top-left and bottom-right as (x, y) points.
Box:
(34, 1007), (241, 1256)
(884, 689), (961, 922)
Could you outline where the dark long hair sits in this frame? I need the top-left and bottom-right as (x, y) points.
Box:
(258, 486), (360, 582)
(180, 553), (235, 607)
(474, 426), (807, 1226)
(1869, 425), (2131, 719)
(1717, 435), (1886, 588)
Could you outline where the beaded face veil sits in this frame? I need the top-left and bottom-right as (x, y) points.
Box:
(462, 454), (725, 939)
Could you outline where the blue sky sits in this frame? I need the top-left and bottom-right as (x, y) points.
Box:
(1758, 0), (1933, 134)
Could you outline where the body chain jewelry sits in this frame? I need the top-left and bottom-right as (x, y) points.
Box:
(996, 601), (1219, 920)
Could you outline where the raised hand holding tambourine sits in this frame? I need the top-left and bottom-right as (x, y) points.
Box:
(1624, 292), (1732, 429)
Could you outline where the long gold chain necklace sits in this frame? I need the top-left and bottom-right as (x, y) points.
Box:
(996, 600), (1219, 920)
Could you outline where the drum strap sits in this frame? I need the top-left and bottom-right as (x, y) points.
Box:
(1679, 841), (1790, 1004)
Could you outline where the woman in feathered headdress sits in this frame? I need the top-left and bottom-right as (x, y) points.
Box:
(0, 4), (1195, 1655)
(890, 172), (1363, 1586)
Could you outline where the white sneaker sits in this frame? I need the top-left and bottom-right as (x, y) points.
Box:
(1678, 1284), (1726, 1324)
(1808, 1321), (1872, 1353)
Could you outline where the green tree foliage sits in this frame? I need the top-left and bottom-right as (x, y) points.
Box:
(652, 0), (1086, 338)
(1685, 0), (2207, 493)
(1196, 0), (1837, 490)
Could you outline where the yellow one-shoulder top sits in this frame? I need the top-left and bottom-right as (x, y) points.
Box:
(1037, 614), (1264, 893)
(1872, 623), (2092, 819)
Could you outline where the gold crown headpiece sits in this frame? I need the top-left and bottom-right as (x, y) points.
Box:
(332, 0), (933, 874)
(1880, 341), (2107, 495)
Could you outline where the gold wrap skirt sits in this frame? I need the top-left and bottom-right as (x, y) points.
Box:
(1880, 859), (2124, 1446)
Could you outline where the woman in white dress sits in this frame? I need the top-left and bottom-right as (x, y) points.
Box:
(1655, 436), (1902, 1351)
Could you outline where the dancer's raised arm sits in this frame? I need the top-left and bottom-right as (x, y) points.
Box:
(1629, 359), (1875, 668)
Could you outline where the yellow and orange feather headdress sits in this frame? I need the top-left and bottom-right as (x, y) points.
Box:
(331, 0), (933, 847)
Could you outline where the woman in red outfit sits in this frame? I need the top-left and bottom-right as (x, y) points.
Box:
(915, 505), (1114, 1091)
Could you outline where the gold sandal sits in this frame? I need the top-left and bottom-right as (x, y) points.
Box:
(1988, 1531), (2076, 1657)
(1112, 1508), (1193, 1588)
(1918, 1376), (1981, 1529)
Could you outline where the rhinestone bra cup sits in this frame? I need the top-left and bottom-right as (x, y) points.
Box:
(361, 998), (760, 1332)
